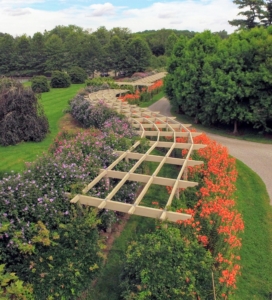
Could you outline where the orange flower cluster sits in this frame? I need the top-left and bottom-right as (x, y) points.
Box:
(118, 90), (140, 103)
(147, 79), (163, 92)
(166, 131), (244, 296)
(219, 265), (241, 287)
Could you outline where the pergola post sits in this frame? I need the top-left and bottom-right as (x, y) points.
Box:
(183, 167), (188, 181)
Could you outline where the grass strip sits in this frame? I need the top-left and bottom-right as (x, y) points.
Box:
(0, 84), (85, 175)
(231, 159), (272, 299)
(139, 91), (164, 107)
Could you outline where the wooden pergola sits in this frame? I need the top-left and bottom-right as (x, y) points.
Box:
(71, 86), (205, 223)
(114, 72), (167, 89)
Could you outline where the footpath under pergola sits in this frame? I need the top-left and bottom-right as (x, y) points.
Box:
(70, 82), (205, 223)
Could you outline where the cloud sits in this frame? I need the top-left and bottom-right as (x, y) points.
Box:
(0, 1), (240, 36)
(4, 8), (31, 16)
(158, 12), (178, 19)
(87, 2), (116, 17)
(0, 0), (44, 4)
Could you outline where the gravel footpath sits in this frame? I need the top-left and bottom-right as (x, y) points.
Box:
(149, 98), (272, 204)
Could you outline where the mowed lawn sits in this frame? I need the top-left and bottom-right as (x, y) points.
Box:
(232, 160), (272, 299)
(0, 84), (85, 175)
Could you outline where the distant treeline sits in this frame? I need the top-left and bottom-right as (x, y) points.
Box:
(0, 25), (227, 77)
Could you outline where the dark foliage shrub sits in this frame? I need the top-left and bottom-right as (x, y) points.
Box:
(50, 71), (71, 88)
(68, 66), (87, 84)
(0, 78), (49, 146)
(31, 75), (50, 93)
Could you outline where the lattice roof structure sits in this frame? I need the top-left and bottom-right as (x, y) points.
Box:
(71, 86), (206, 223)
(114, 72), (167, 87)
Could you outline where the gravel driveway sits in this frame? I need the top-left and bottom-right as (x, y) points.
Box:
(149, 98), (272, 204)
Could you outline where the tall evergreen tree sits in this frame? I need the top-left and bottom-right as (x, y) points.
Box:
(229, 0), (265, 29)
(260, 0), (272, 25)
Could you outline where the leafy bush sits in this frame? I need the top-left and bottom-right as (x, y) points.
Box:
(31, 75), (50, 93)
(68, 66), (87, 84)
(120, 226), (213, 300)
(50, 71), (71, 88)
(150, 55), (167, 69)
(0, 78), (49, 146)
(0, 264), (34, 299)
(86, 77), (118, 88)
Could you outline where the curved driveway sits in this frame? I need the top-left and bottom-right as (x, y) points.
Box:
(149, 98), (272, 204)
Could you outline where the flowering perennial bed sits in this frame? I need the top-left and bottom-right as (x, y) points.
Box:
(166, 132), (244, 298)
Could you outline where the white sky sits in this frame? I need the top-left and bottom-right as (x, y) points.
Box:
(0, 0), (240, 36)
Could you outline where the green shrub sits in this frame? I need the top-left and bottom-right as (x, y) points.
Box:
(120, 226), (213, 300)
(0, 264), (34, 299)
(68, 66), (87, 84)
(0, 78), (49, 146)
(31, 75), (50, 93)
(86, 77), (118, 88)
(50, 71), (71, 88)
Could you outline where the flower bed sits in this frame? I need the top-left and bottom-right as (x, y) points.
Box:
(168, 132), (244, 298)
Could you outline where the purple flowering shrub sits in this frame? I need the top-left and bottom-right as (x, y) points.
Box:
(103, 116), (136, 139)
(70, 95), (119, 129)
(0, 96), (146, 298)
(0, 133), (112, 298)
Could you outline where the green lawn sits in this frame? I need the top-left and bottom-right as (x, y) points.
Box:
(231, 160), (272, 299)
(0, 84), (85, 176)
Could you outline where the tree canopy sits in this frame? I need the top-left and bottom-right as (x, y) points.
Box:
(0, 25), (203, 78)
(229, 0), (272, 29)
(165, 27), (272, 133)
